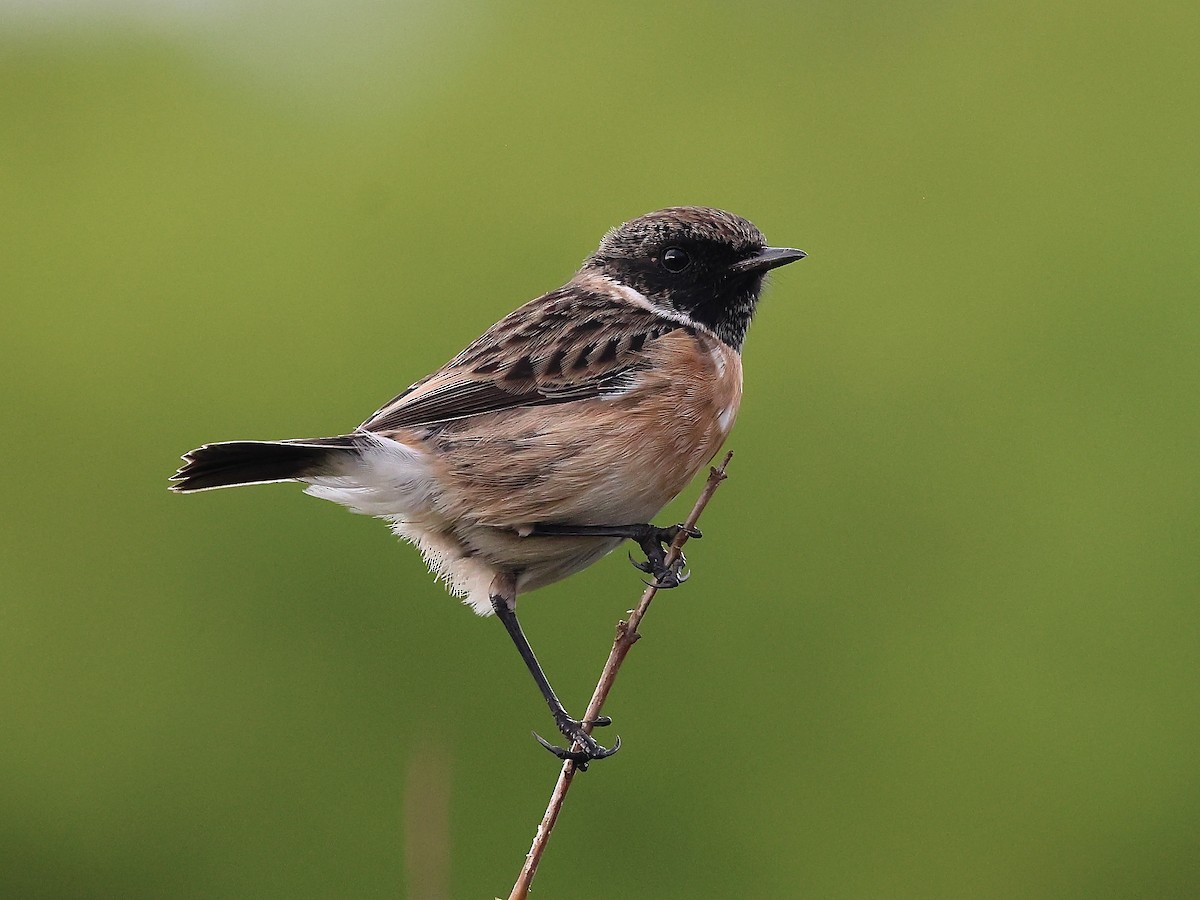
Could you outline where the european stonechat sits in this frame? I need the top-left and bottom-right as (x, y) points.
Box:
(171, 206), (805, 765)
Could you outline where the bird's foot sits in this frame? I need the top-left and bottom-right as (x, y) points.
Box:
(628, 524), (701, 588)
(532, 713), (620, 771)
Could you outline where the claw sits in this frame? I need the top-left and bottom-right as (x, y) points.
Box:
(628, 551), (654, 574)
(628, 522), (702, 589)
(656, 566), (691, 589)
(631, 542), (693, 588)
(636, 548), (690, 589)
(643, 572), (687, 590)
(532, 730), (582, 759)
(532, 730), (621, 770)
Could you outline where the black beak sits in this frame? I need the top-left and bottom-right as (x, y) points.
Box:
(729, 246), (807, 274)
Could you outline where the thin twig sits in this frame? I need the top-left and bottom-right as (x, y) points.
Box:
(507, 451), (734, 900)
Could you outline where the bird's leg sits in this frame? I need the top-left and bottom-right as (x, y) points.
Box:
(489, 574), (619, 769)
(528, 522), (701, 588)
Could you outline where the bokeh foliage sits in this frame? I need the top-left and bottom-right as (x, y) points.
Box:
(2, 2), (1198, 897)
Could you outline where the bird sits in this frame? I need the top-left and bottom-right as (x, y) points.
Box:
(170, 206), (805, 766)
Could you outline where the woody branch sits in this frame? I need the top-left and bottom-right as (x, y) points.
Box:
(506, 451), (734, 900)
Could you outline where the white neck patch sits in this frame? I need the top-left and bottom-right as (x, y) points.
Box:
(597, 275), (719, 339)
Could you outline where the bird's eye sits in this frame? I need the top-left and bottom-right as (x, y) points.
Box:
(661, 247), (691, 273)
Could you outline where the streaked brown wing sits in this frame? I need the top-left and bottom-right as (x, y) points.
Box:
(360, 284), (682, 432)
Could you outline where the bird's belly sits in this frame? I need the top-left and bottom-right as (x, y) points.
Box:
(454, 528), (624, 593)
(426, 396), (734, 529)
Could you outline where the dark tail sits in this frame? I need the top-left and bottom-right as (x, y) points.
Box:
(169, 435), (364, 493)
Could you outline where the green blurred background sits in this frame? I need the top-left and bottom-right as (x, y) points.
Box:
(2, 1), (1198, 897)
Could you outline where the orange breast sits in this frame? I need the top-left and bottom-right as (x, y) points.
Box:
(413, 328), (742, 528)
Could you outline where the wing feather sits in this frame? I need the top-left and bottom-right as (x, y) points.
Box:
(360, 284), (682, 432)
